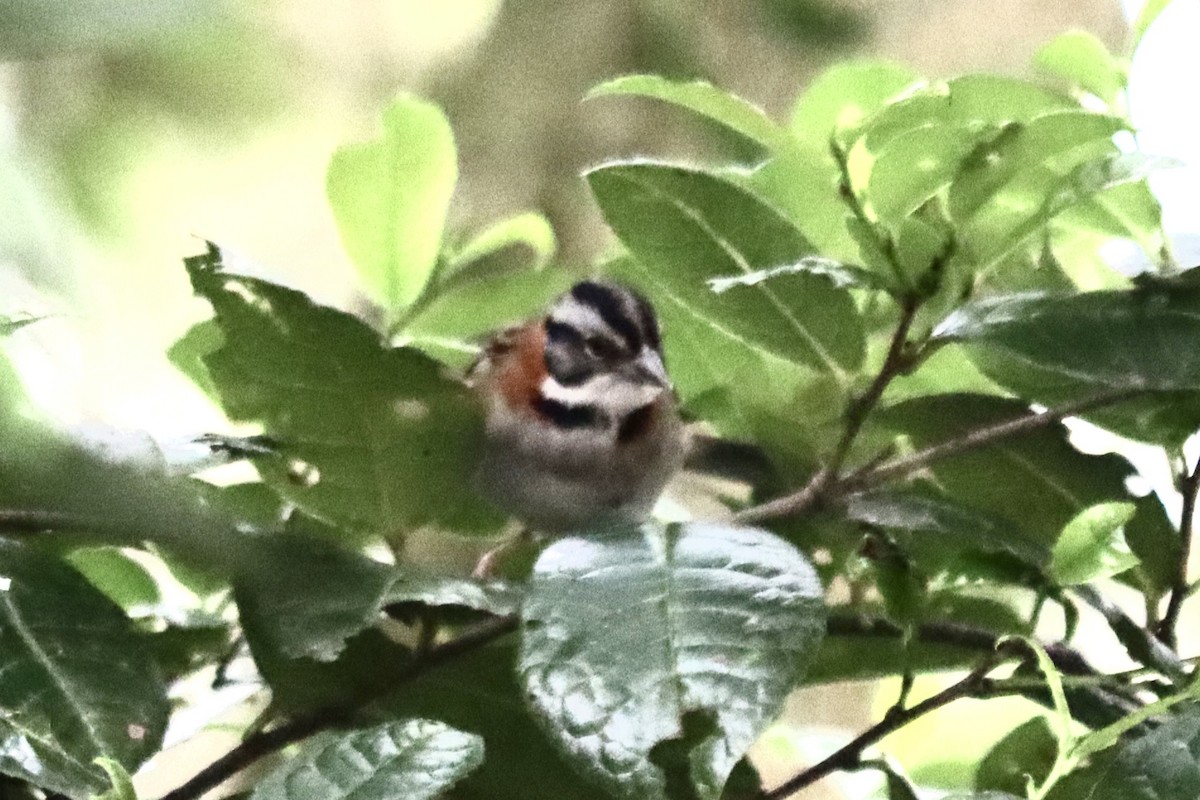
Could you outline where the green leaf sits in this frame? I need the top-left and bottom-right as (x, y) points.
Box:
(1131, 0), (1176, 53)
(1046, 702), (1200, 800)
(708, 255), (888, 293)
(744, 145), (860, 262)
(947, 111), (1127, 225)
(868, 123), (981, 223)
(588, 161), (865, 380)
(879, 394), (1134, 545)
(249, 719), (483, 800)
(0, 540), (168, 795)
(0, 315), (46, 337)
(375, 642), (609, 800)
(92, 758), (137, 800)
(789, 60), (921, 146)
(934, 285), (1200, 393)
(1034, 31), (1126, 107)
(1124, 493), (1181, 596)
(234, 528), (518, 663)
(845, 487), (1049, 567)
(166, 319), (223, 399)
(442, 211), (556, 278)
(185, 243), (502, 538)
(1049, 502), (1139, 586)
(588, 75), (792, 152)
(327, 94), (457, 317)
(976, 717), (1057, 797)
(519, 521), (825, 800)
(402, 266), (575, 367)
(66, 547), (162, 613)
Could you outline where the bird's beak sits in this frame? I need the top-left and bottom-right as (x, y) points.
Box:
(629, 347), (671, 390)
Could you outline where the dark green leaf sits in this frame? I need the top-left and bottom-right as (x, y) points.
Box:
(1124, 493), (1181, 596)
(185, 242), (502, 538)
(233, 529), (517, 663)
(0, 540), (167, 795)
(1046, 702), (1200, 800)
(93, 758), (137, 800)
(326, 94), (457, 317)
(934, 286), (1200, 393)
(589, 75), (791, 152)
(249, 719), (482, 800)
(587, 162), (865, 379)
(1034, 31), (1125, 107)
(520, 521), (825, 800)
(1049, 502), (1139, 586)
(879, 394), (1134, 545)
(976, 717), (1057, 797)
(707, 256), (888, 293)
(845, 487), (1049, 567)
(374, 642), (608, 800)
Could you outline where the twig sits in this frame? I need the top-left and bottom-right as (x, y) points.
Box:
(736, 387), (1140, 524)
(1074, 584), (1190, 684)
(734, 298), (920, 525)
(157, 615), (519, 800)
(756, 642), (1022, 800)
(1157, 457), (1200, 647)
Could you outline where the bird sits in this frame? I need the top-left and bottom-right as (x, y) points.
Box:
(468, 279), (686, 533)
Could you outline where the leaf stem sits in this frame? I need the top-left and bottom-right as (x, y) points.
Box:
(1157, 456), (1200, 647)
(755, 642), (1023, 800)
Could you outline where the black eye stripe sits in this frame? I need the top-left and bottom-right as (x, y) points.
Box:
(534, 397), (603, 429)
(570, 281), (642, 353)
(545, 319), (582, 346)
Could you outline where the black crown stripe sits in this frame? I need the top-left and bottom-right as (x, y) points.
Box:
(570, 281), (643, 353)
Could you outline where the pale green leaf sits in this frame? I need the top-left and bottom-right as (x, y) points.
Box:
(1050, 502), (1139, 585)
(589, 74), (792, 152)
(442, 211), (556, 278)
(1035, 31), (1126, 107)
(789, 60), (921, 145)
(327, 94), (457, 317)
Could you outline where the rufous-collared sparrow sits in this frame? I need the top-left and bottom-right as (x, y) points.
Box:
(469, 279), (686, 531)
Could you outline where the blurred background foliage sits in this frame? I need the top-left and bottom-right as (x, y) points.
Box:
(0, 0), (1126, 437)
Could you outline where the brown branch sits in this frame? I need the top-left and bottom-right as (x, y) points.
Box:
(0, 509), (99, 533)
(736, 387), (1140, 525)
(1158, 457), (1200, 647)
(157, 615), (520, 800)
(734, 298), (920, 525)
(756, 642), (1023, 800)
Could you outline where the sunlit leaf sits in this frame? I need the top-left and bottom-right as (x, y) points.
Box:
(441, 211), (556, 278)
(1050, 502), (1139, 586)
(327, 94), (457, 318)
(589, 74), (792, 152)
(249, 719), (483, 800)
(1034, 31), (1126, 107)
(790, 60), (921, 145)
(520, 521), (825, 800)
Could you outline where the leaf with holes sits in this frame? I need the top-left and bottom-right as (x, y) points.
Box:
(0, 540), (167, 797)
(249, 719), (483, 800)
(184, 242), (502, 539)
(519, 521), (825, 800)
(588, 161), (865, 380)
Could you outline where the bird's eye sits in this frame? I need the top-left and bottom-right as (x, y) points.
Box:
(584, 336), (621, 361)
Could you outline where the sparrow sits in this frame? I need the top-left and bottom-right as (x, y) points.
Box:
(469, 279), (686, 532)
